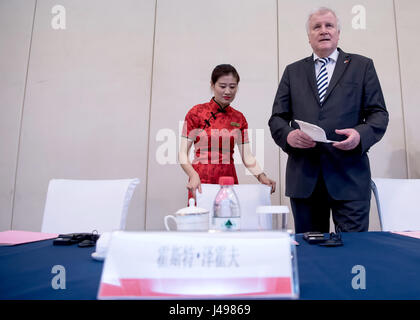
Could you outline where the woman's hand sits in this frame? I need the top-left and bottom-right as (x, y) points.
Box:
(187, 173), (202, 199)
(257, 173), (276, 194)
(180, 137), (202, 199)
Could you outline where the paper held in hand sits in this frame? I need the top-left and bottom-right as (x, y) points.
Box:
(295, 120), (337, 143)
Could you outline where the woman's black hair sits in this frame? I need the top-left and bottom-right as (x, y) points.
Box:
(211, 64), (240, 84)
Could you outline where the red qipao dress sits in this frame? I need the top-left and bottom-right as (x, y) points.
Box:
(182, 98), (249, 198)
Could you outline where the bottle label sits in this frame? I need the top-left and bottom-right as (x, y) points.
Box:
(212, 217), (240, 231)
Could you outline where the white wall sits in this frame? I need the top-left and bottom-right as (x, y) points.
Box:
(146, 0), (279, 230)
(0, 0), (36, 230)
(395, 0), (420, 179)
(1, 0), (418, 232)
(7, 0), (155, 231)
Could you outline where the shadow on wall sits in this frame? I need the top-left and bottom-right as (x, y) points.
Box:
(383, 148), (408, 178)
(408, 151), (420, 178)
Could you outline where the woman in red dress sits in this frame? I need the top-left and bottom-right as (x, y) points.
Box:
(179, 64), (276, 199)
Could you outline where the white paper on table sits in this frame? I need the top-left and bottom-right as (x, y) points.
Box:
(295, 120), (337, 143)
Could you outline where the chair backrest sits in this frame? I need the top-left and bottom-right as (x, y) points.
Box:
(372, 178), (420, 231)
(41, 178), (139, 234)
(196, 184), (272, 230)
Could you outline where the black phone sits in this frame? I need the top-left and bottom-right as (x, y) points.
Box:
(53, 237), (79, 245)
(53, 232), (99, 246)
(303, 232), (328, 244)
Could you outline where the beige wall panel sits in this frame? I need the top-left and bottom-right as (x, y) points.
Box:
(0, 0), (35, 231)
(277, 0), (405, 231)
(12, 0), (155, 231)
(395, 0), (420, 178)
(146, 0), (279, 230)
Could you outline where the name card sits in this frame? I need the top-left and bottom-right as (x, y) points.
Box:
(97, 231), (299, 299)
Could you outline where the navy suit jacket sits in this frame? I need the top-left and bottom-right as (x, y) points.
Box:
(269, 48), (389, 200)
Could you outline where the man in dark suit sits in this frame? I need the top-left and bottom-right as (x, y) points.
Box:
(268, 7), (389, 233)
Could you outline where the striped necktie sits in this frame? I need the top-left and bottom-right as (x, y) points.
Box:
(316, 57), (330, 104)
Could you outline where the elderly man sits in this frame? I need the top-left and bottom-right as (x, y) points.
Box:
(269, 7), (388, 233)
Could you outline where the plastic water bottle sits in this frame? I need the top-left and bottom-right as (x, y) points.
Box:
(213, 176), (241, 231)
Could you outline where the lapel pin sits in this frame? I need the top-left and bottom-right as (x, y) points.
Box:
(344, 59), (350, 64)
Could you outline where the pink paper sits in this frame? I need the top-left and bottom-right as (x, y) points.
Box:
(0, 230), (58, 246)
(392, 231), (420, 240)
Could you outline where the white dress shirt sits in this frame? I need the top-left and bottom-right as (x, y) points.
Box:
(313, 48), (339, 85)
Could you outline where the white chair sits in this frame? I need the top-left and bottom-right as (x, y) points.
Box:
(371, 178), (420, 231)
(41, 178), (139, 234)
(196, 184), (272, 230)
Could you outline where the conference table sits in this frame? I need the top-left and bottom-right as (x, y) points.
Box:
(1, 231), (420, 300)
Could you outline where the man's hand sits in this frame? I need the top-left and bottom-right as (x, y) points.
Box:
(332, 129), (360, 150)
(287, 129), (316, 148)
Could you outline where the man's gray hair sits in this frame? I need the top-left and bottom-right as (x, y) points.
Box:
(305, 7), (341, 34)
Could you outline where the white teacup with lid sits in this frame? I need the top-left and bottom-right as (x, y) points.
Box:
(164, 198), (209, 231)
